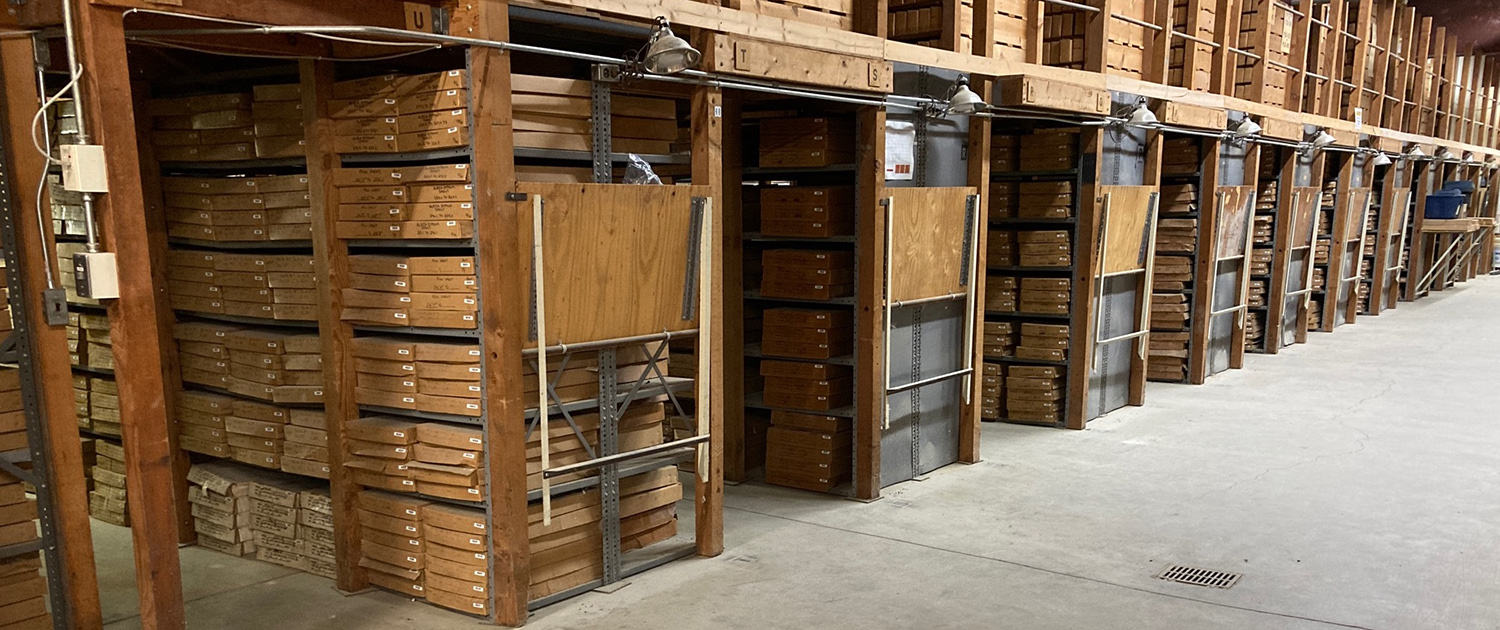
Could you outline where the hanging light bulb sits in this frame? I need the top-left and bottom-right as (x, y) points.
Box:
(1370, 152), (1392, 167)
(1405, 145), (1425, 159)
(1462, 151), (1475, 163)
(1310, 129), (1336, 150)
(1127, 100), (1158, 127)
(945, 76), (987, 115)
(640, 17), (701, 75)
(1436, 146), (1454, 160)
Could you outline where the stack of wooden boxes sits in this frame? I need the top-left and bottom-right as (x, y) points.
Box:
(166, 250), (319, 321)
(351, 337), (483, 418)
(162, 175), (313, 243)
(759, 187), (854, 238)
(188, 462), (335, 578)
(1016, 322), (1069, 365)
(0, 370), (21, 455)
(340, 254), (478, 330)
(176, 390), (234, 459)
(759, 117), (853, 168)
(1019, 129), (1079, 172)
(1020, 181), (1074, 219)
(1149, 179), (1199, 382)
(1006, 366), (1065, 425)
(982, 321), (1017, 359)
(979, 363), (1003, 420)
(985, 274), (1017, 312)
(765, 410), (851, 493)
(759, 250), (853, 301)
(512, 73), (678, 156)
(0, 472), (49, 630)
(1018, 275), (1070, 315)
(146, 92), (257, 163)
(1234, 1), (1293, 108)
(65, 311), (113, 371)
(332, 165), (475, 242)
(250, 83), (307, 158)
(331, 70), (470, 154)
(48, 174), (86, 237)
(89, 439), (128, 526)
(991, 0), (1030, 57)
(1105, 0), (1152, 80)
(888, 0), (955, 46)
(73, 374), (121, 438)
(176, 326), (324, 405)
(1016, 231), (1072, 270)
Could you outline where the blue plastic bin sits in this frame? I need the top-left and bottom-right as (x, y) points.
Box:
(1425, 190), (1465, 219)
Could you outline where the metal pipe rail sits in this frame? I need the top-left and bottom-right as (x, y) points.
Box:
(888, 368), (976, 395)
(542, 435), (710, 478)
(1169, 30), (1220, 49)
(1416, 234), (1468, 292)
(1091, 192), (1161, 369)
(522, 329), (699, 357)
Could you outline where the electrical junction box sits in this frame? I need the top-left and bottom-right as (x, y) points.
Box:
(59, 144), (109, 193)
(73, 252), (120, 300)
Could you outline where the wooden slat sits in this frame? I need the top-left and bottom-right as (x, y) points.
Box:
(703, 33), (893, 92)
(960, 79), (991, 463)
(74, 6), (186, 630)
(0, 36), (104, 630)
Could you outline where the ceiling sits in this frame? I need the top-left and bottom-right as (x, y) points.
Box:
(1406, 0), (1500, 54)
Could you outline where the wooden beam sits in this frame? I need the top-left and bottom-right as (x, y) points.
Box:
(1067, 127), (1105, 430)
(960, 78), (992, 463)
(1188, 134), (1220, 384)
(854, 105), (885, 499)
(126, 76), (193, 545)
(72, 5), (185, 630)
(0, 36), (104, 630)
(469, 2), (529, 624)
(689, 82), (725, 557)
(712, 89), (747, 483)
(300, 59), (365, 594)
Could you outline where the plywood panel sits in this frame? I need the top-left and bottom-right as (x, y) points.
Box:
(1343, 188), (1371, 237)
(887, 186), (977, 303)
(516, 183), (711, 345)
(1290, 186), (1321, 248)
(1099, 185), (1156, 274)
(1215, 185), (1255, 258)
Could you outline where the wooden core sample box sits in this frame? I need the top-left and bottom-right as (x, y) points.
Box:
(146, 89), (308, 163)
(162, 174), (313, 243)
(511, 73), (679, 156)
(758, 186), (855, 238)
(331, 164), (474, 241)
(1005, 365), (1064, 425)
(174, 322), (324, 405)
(88, 438), (129, 526)
(759, 249), (854, 300)
(0, 474), (50, 630)
(166, 250), (319, 321)
(342, 254), (478, 329)
(187, 461), (334, 578)
(758, 116), (854, 168)
(330, 69), (470, 154)
(764, 410), (852, 493)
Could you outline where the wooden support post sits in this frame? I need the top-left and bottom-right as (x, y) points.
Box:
(1084, 0), (1113, 76)
(469, 1), (530, 622)
(1403, 161), (1433, 302)
(960, 77), (992, 463)
(1284, 1), (1311, 112)
(690, 83), (725, 556)
(1067, 127), (1106, 431)
(300, 59), (366, 594)
(1244, 0), (1272, 105)
(72, 5), (186, 630)
(126, 78), (193, 545)
(1343, 0), (1373, 123)
(1188, 135), (1221, 384)
(973, 0), (995, 58)
(1212, 0), (1243, 97)
(0, 36), (104, 630)
(1262, 145), (1293, 353)
(856, 0), (890, 38)
(854, 105), (886, 499)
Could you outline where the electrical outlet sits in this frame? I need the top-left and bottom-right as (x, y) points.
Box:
(73, 252), (119, 300)
(42, 288), (68, 325)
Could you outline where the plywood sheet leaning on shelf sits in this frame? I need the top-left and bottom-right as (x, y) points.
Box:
(886, 186), (977, 303)
(1100, 185), (1158, 275)
(516, 183), (712, 346)
(1216, 186), (1254, 259)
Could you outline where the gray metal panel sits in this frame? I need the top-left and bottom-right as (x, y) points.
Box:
(1206, 259), (1239, 374)
(890, 65), (972, 189)
(1282, 251), (1309, 344)
(1219, 139), (1248, 186)
(882, 302), (964, 485)
(1102, 92), (1149, 186)
(1294, 151), (1315, 187)
(1088, 274), (1138, 419)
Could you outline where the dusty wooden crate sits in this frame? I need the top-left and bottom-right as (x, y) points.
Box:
(1167, 0), (1217, 92)
(736, 0), (856, 31)
(1233, 0), (1297, 109)
(888, 0), (973, 52)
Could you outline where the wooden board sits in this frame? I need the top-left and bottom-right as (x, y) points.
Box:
(1215, 186), (1255, 259)
(1098, 186), (1157, 274)
(994, 74), (1111, 116)
(1155, 101), (1228, 132)
(516, 183), (710, 345)
(1290, 186), (1321, 248)
(886, 187), (978, 303)
(705, 33), (892, 92)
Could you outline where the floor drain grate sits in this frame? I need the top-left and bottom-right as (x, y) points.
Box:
(1155, 564), (1242, 589)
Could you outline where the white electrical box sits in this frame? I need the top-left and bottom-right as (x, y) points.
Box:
(73, 251), (120, 300)
(59, 144), (109, 193)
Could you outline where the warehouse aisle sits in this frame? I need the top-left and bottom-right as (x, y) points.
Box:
(100, 278), (1500, 630)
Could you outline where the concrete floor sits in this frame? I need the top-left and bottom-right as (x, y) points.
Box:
(93, 278), (1500, 630)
